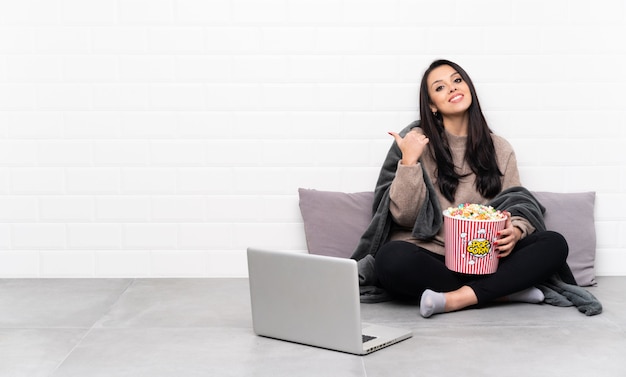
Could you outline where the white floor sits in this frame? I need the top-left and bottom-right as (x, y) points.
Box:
(1, 277), (624, 377)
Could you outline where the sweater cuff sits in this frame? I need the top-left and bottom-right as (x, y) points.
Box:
(393, 161), (424, 186)
(511, 216), (535, 239)
(396, 160), (421, 172)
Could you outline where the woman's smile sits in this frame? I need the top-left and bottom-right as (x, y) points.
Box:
(449, 93), (464, 103)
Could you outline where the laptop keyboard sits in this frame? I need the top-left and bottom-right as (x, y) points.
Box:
(362, 334), (377, 343)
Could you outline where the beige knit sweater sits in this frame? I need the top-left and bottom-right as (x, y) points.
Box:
(388, 128), (535, 255)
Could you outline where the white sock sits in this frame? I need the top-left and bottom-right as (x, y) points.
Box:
(420, 289), (446, 318)
(507, 287), (545, 304)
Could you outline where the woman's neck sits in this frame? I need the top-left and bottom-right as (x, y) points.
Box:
(442, 114), (469, 136)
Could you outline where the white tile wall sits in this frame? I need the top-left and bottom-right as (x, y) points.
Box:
(0, 0), (624, 277)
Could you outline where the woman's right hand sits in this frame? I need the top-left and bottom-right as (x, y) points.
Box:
(388, 129), (429, 166)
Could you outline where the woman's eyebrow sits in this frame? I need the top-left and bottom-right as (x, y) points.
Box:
(430, 79), (443, 88)
(430, 72), (461, 88)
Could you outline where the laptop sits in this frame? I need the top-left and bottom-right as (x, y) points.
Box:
(246, 248), (412, 355)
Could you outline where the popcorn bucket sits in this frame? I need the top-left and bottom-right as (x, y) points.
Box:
(443, 211), (507, 274)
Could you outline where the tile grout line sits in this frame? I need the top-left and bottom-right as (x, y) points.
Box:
(361, 356), (368, 377)
(48, 278), (137, 376)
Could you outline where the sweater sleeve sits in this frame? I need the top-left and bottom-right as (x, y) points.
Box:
(389, 161), (428, 228)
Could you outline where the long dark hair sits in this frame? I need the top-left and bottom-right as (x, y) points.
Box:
(419, 59), (502, 202)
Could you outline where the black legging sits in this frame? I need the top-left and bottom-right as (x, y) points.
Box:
(374, 230), (570, 304)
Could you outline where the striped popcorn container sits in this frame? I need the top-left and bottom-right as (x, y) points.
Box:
(443, 210), (507, 274)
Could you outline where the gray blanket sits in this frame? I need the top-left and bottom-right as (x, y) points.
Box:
(352, 122), (602, 316)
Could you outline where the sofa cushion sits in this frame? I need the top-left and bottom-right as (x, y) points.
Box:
(298, 188), (374, 259)
(532, 191), (597, 286)
(298, 188), (597, 286)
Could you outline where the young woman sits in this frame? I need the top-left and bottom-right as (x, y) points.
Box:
(367, 59), (571, 318)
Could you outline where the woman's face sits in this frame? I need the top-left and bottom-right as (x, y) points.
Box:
(427, 64), (472, 117)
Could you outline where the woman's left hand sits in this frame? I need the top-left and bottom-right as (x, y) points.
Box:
(495, 211), (521, 258)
